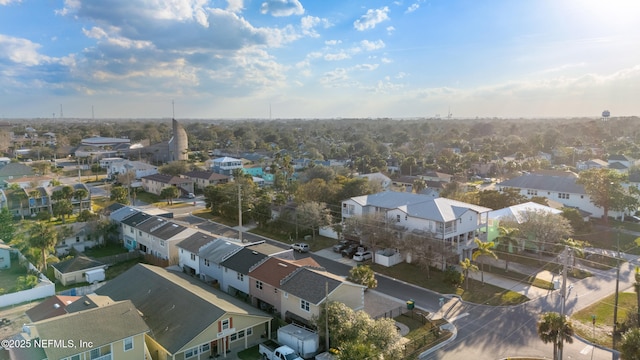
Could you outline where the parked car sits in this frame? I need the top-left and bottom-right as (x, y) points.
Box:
(341, 244), (359, 258)
(353, 251), (372, 262)
(187, 192), (195, 199)
(332, 240), (351, 253)
(291, 243), (310, 253)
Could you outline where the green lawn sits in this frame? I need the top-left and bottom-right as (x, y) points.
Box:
(371, 262), (529, 305)
(396, 312), (452, 359)
(571, 291), (638, 346)
(575, 220), (640, 255)
(84, 243), (129, 258)
(0, 264), (28, 294)
(237, 345), (261, 360)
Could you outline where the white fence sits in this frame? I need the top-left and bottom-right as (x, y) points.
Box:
(0, 253), (55, 308)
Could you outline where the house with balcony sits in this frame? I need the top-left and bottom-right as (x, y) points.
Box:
(211, 156), (243, 176)
(341, 191), (491, 263)
(96, 264), (272, 359)
(16, 300), (149, 360)
(105, 158), (158, 180)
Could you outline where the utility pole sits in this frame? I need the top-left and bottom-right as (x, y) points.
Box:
(612, 227), (621, 356)
(558, 245), (569, 360)
(238, 184), (243, 243)
(325, 282), (329, 352)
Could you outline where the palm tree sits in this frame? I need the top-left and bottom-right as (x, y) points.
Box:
(472, 238), (497, 285)
(496, 226), (519, 272)
(537, 312), (574, 360)
(459, 258), (478, 290)
(73, 188), (89, 212)
(28, 222), (59, 271)
(635, 266), (640, 322)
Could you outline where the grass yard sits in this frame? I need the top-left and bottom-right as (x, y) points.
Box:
(575, 220), (640, 255)
(84, 243), (129, 258)
(371, 262), (529, 305)
(571, 291), (637, 346)
(237, 345), (260, 360)
(0, 264), (28, 294)
(396, 313), (452, 359)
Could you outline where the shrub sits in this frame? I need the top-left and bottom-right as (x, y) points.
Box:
(444, 266), (463, 287)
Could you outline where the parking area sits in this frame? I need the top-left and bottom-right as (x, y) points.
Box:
(314, 248), (358, 266)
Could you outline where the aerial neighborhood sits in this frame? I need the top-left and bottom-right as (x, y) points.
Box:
(1, 116), (640, 359)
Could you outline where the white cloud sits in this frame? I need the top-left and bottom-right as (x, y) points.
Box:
(354, 63), (379, 71)
(405, 3), (419, 13)
(386, 26), (395, 35)
(0, 0), (22, 4)
(226, 0), (243, 13)
(260, 0), (304, 17)
(325, 40), (341, 46)
(354, 7), (390, 31)
(324, 51), (351, 61)
(0, 35), (49, 66)
(360, 39), (385, 51)
(300, 15), (332, 37)
(381, 57), (393, 64)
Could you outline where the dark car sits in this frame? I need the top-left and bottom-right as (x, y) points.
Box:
(341, 244), (359, 258)
(332, 240), (351, 253)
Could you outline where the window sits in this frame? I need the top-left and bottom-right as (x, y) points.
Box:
(247, 328), (253, 336)
(300, 299), (310, 312)
(76, 236), (80, 242)
(160, 240), (165, 247)
(190, 253), (196, 261)
(558, 193), (570, 199)
(130, 227), (133, 233)
(396, 214), (401, 222)
(138, 230), (142, 236)
(527, 189), (538, 196)
(221, 318), (230, 330)
(204, 259), (210, 266)
(284, 292), (288, 298)
(123, 337), (133, 351)
(185, 346), (199, 358)
(256, 280), (263, 290)
(200, 343), (210, 352)
(237, 273), (244, 281)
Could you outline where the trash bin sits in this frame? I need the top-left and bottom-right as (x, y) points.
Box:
(406, 299), (415, 310)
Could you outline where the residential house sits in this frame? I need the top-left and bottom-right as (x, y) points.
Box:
(242, 164), (264, 177)
(106, 158), (159, 180)
(16, 300), (149, 360)
(0, 163), (34, 186)
(120, 211), (152, 252)
(248, 257), (320, 316)
(279, 267), (366, 327)
(419, 170), (453, 183)
(24, 295), (81, 322)
(198, 238), (244, 287)
(487, 202), (563, 251)
(607, 154), (635, 172)
(211, 156), (243, 176)
(177, 231), (219, 276)
(96, 264), (272, 358)
(182, 170), (230, 190)
(392, 176), (420, 192)
(358, 172), (392, 190)
(342, 191), (491, 262)
(496, 169), (617, 219)
(46, 183), (92, 214)
(141, 173), (194, 196)
(219, 242), (292, 298)
(576, 159), (608, 171)
(2, 175), (53, 189)
(50, 256), (107, 286)
(54, 222), (102, 256)
(131, 216), (197, 264)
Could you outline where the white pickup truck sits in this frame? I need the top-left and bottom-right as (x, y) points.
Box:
(258, 340), (304, 360)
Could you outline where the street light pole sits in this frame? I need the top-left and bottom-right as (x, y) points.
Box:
(612, 227), (621, 356)
(558, 245), (569, 360)
(238, 184), (243, 243)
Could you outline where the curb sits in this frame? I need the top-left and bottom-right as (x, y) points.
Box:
(417, 321), (458, 359)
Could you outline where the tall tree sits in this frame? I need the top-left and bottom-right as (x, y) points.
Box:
(0, 207), (15, 242)
(537, 312), (574, 360)
(28, 222), (59, 271)
(496, 226), (519, 272)
(73, 188), (89, 212)
(513, 210), (573, 254)
(296, 201), (332, 241)
(472, 238), (497, 285)
(342, 212), (395, 259)
(160, 186), (180, 205)
(110, 186), (130, 205)
(576, 168), (628, 225)
(459, 258), (478, 290)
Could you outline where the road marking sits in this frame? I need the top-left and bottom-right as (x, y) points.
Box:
(580, 345), (593, 354)
(448, 313), (469, 322)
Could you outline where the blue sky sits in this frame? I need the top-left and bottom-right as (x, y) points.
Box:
(1, 0), (639, 119)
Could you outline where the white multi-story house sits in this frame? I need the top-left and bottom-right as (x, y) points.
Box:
(341, 191), (491, 261)
(176, 231), (218, 276)
(496, 169), (623, 219)
(131, 216), (197, 264)
(105, 158), (158, 180)
(211, 157), (243, 176)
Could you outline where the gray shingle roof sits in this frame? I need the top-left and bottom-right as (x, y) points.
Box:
(121, 212), (152, 227)
(279, 268), (342, 305)
(96, 264), (270, 354)
(349, 191), (436, 208)
(134, 216), (187, 240)
(221, 247), (268, 274)
(497, 172), (586, 194)
(51, 256), (105, 274)
(402, 197), (491, 222)
(198, 238), (243, 264)
(32, 300), (149, 360)
(177, 231), (218, 253)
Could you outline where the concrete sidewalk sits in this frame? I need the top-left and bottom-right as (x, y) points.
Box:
(465, 270), (555, 300)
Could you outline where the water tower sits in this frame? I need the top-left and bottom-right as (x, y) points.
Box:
(601, 110), (610, 122)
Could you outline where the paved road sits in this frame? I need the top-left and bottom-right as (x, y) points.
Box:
(174, 214), (636, 359)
